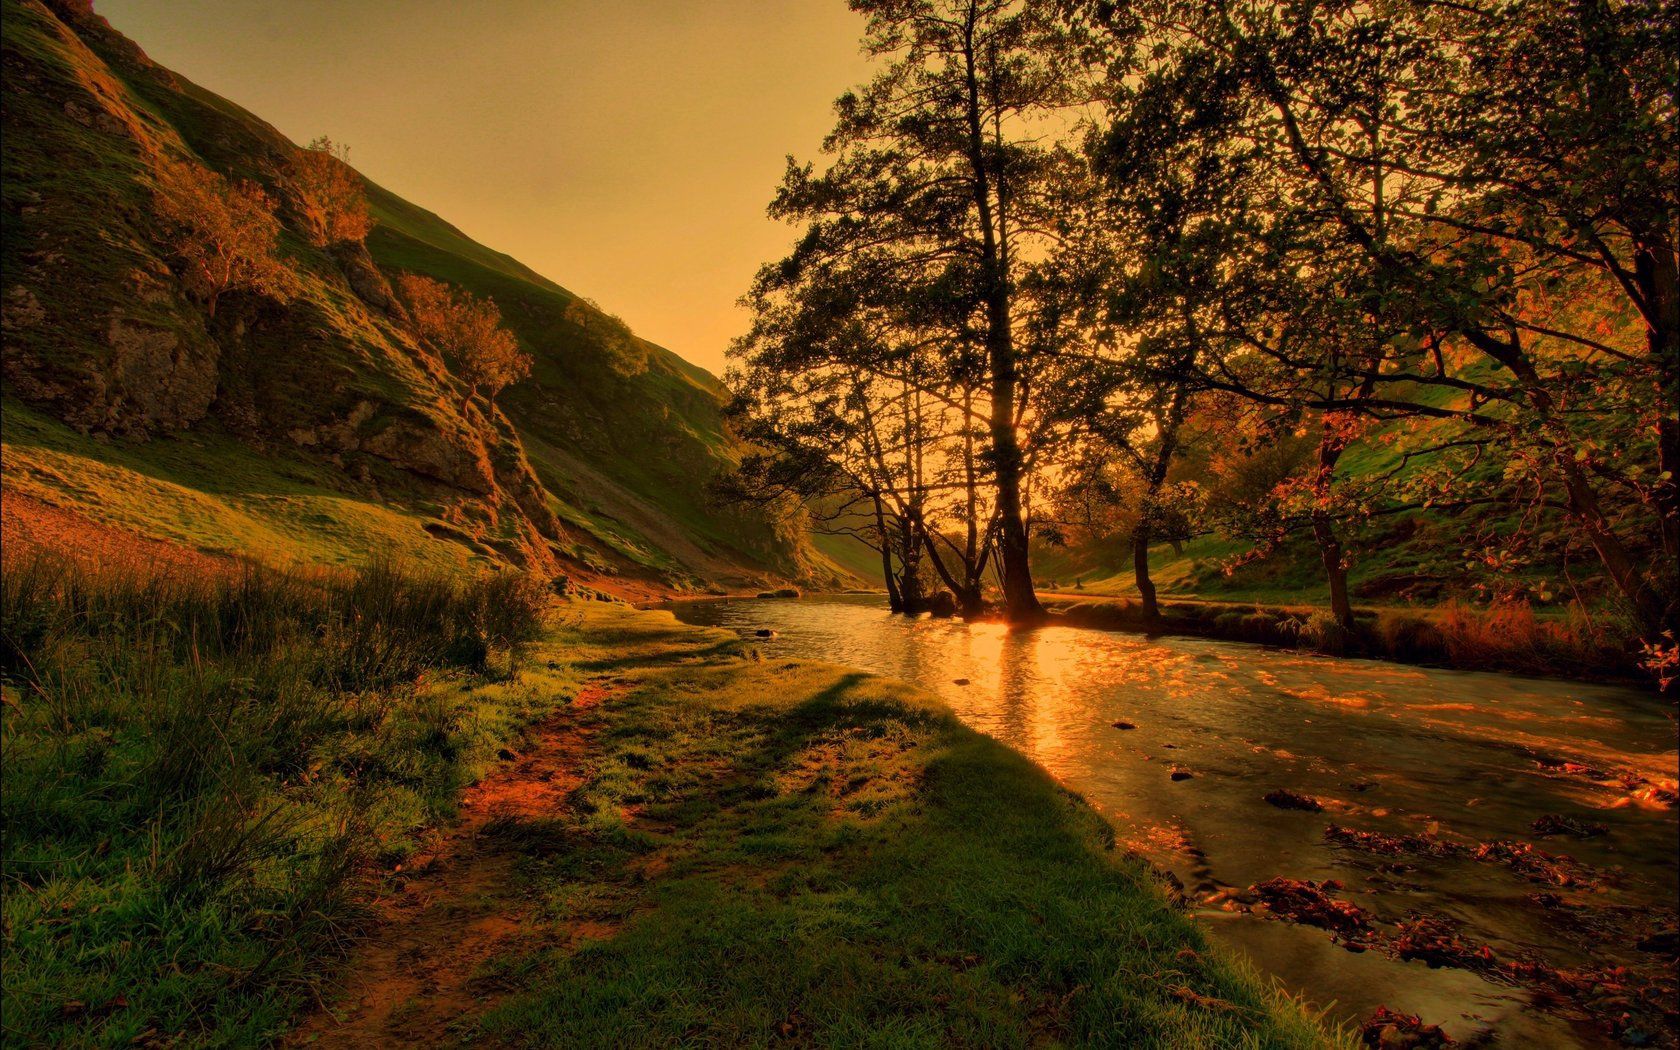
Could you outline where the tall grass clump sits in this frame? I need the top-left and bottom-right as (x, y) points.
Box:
(1433, 599), (1633, 678)
(0, 551), (549, 1046)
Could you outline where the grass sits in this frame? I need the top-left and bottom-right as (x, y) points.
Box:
(461, 608), (1341, 1048)
(0, 547), (1343, 1046)
(0, 398), (497, 573)
(1047, 594), (1637, 681)
(0, 551), (553, 1046)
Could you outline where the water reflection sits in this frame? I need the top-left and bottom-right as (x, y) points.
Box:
(667, 595), (1679, 1048)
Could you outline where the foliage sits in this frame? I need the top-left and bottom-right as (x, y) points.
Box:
(398, 273), (530, 404)
(560, 297), (646, 377)
(291, 135), (371, 247)
(1083, 0), (1677, 650)
(0, 552), (551, 1045)
(151, 156), (292, 317)
(729, 0), (1104, 621)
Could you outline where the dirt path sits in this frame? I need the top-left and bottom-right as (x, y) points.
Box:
(290, 684), (617, 1048)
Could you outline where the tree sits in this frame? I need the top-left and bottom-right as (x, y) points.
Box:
(1085, 0), (1676, 645)
(152, 157), (291, 318)
(1081, 0), (1678, 647)
(292, 136), (371, 247)
(730, 251), (964, 614)
(753, 0), (1095, 621)
(562, 297), (647, 377)
(398, 274), (529, 408)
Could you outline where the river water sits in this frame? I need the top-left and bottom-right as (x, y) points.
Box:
(666, 594), (1678, 1047)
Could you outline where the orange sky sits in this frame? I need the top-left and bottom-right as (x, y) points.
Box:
(97, 0), (873, 375)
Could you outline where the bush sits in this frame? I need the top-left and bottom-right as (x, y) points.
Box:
(1376, 612), (1450, 665)
(0, 551), (549, 1044)
(1297, 612), (1349, 656)
(1434, 599), (1634, 677)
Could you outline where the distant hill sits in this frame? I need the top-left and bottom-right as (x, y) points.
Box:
(1, 0), (842, 592)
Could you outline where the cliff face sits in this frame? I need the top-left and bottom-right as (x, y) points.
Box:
(1, 0), (823, 588)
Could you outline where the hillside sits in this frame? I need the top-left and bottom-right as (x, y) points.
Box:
(0, 0), (830, 592)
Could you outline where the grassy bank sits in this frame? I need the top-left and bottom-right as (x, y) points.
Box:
(3, 555), (1339, 1047)
(1, 553), (553, 1045)
(449, 608), (1339, 1047)
(1047, 594), (1640, 683)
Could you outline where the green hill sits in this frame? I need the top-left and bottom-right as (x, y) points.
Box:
(0, 0), (837, 591)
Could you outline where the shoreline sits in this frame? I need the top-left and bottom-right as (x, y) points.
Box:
(659, 589), (1654, 691)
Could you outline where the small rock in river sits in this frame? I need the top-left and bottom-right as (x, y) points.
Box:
(1529, 813), (1607, 839)
(953, 678), (971, 686)
(1346, 781), (1378, 792)
(1170, 768), (1194, 781)
(1636, 929), (1678, 956)
(1358, 1005), (1455, 1049)
(1112, 720), (1137, 730)
(1264, 789), (1324, 812)
(754, 629), (777, 638)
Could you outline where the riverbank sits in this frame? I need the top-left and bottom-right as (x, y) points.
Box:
(334, 604), (1340, 1047)
(1045, 593), (1647, 686)
(669, 594), (1680, 1048)
(2, 557), (1341, 1047)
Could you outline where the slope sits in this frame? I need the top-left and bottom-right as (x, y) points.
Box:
(1, 0), (826, 591)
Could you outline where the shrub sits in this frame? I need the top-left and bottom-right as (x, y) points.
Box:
(1297, 612), (1349, 656)
(292, 135), (371, 247)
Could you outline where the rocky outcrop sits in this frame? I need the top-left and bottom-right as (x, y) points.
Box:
(362, 417), (496, 496)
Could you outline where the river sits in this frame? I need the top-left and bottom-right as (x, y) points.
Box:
(666, 594), (1678, 1048)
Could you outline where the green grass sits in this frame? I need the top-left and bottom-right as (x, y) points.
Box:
(1, 553), (554, 1047)
(0, 398), (503, 573)
(465, 608), (1341, 1048)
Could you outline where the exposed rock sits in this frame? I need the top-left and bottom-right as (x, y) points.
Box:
(1359, 1006), (1455, 1048)
(1263, 789), (1324, 812)
(332, 242), (401, 315)
(103, 313), (217, 432)
(1530, 813), (1608, 839)
(362, 418), (495, 495)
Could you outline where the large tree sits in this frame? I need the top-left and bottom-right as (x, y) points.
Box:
(757, 0), (1094, 621)
(1087, 0), (1677, 645)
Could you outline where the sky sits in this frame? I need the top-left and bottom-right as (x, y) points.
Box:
(96, 0), (874, 375)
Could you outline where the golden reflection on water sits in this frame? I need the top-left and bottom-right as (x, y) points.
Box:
(669, 596), (1679, 1048)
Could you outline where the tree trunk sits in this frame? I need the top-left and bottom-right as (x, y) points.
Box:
(1132, 522), (1159, 624)
(1636, 241), (1679, 631)
(1133, 385), (1188, 625)
(1313, 512), (1353, 628)
(1314, 421), (1355, 629)
(989, 382), (1041, 621)
(874, 497), (903, 613)
(1556, 449), (1670, 637)
(961, 12), (1041, 624)
(898, 515), (925, 613)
